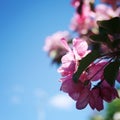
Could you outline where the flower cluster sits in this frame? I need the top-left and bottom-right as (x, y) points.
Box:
(58, 37), (120, 111)
(44, 0), (120, 111)
(70, 0), (120, 35)
(44, 31), (71, 64)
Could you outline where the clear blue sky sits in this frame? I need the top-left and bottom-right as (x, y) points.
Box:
(0, 0), (102, 120)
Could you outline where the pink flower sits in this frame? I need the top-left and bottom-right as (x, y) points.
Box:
(44, 31), (70, 52)
(71, 0), (80, 8)
(60, 74), (91, 109)
(60, 75), (85, 100)
(58, 38), (119, 111)
(76, 87), (90, 109)
(73, 38), (90, 60)
(87, 61), (108, 81)
(57, 38), (76, 76)
(57, 52), (76, 76)
(89, 80), (119, 111)
(70, 2), (96, 34)
(100, 81), (119, 102)
(95, 4), (120, 21)
(44, 31), (70, 57)
(58, 38), (92, 110)
(58, 38), (89, 76)
(89, 88), (104, 111)
(44, 31), (71, 64)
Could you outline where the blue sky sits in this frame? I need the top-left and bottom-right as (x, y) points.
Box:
(0, 0), (102, 120)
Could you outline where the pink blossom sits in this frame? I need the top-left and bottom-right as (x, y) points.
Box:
(116, 7), (120, 16)
(57, 52), (76, 76)
(100, 81), (118, 102)
(58, 38), (89, 76)
(43, 31), (71, 64)
(76, 87), (90, 109)
(89, 80), (119, 111)
(60, 74), (91, 109)
(71, 0), (80, 8)
(58, 38), (92, 110)
(89, 88), (104, 111)
(70, 0), (120, 35)
(100, 81), (119, 102)
(73, 79), (118, 111)
(44, 31), (70, 57)
(70, 2), (96, 34)
(60, 75), (85, 100)
(95, 4), (120, 21)
(58, 37), (119, 111)
(44, 0), (120, 111)
(57, 38), (76, 76)
(58, 38), (116, 111)
(73, 38), (90, 60)
(87, 61), (108, 81)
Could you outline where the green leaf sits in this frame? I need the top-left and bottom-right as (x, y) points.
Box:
(90, 26), (115, 50)
(90, 26), (112, 46)
(112, 39), (120, 48)
(90, 34), (110, 43)
(104, 60), (120, 86)
(73, 51), (100, 83)
(97, 17), (120, 34)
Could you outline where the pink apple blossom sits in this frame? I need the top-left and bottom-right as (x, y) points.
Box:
(57, 52), (76, 76)
(70, 2), (96, 34)
(89, 80), (119, 111)
(44, 31), (70, 53)
(60, 74), (86, 100)
(71, 0), (80, 8)
(73, 38), (91, 60)
(43, 0), (120, 111)
(100, 80), (119, 102)
(95, 4), (120, 21)
(60, 74), (92, 109)
(76, 86), (91, 109)
(58, 38), (92, 110)
(89, 87), (104, 111)
(58, 38), (89, 76)
(70, 1), (120, 35)
(87, 61), (108, 81)
(43, 31), (71, 63)
(58, 37), (120, 111)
